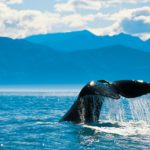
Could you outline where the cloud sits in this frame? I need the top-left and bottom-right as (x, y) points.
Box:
(55, 0), (102, 12)
(0, 0), (23, 4)
(72, 0), (102, 11)
(54, 0), (150, 13)
(62, 14), (95, 28)
(114, 7), (150, 39)
(0, 1), (103, 38)
(88, 22), (120, 36)
(0, 2), (61, 38)
(0, 2), (96, 38)
(84, 6), (150, 40)
(54, 0), (75, 12)
(97, 0), (149, 3)
(0, 0), (150, 40)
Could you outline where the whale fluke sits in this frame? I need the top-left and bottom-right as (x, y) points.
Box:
(112, 80), (150, 98)
(60, 80), (150, 123)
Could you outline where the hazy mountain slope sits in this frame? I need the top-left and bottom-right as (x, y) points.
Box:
(0, 37), (149, 84)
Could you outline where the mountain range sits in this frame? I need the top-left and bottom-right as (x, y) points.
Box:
(0, 30), (150, 85)
(26, 30), (150, 52)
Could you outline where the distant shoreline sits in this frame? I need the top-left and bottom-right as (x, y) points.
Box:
(0, 85), (82, 96)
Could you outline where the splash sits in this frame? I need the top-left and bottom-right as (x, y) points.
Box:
(83, 121), (150, 136)
(129, 95), (150, 124)
(100, 95), (150, 124)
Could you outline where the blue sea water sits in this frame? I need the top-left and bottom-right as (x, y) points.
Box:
(0, 91), (150, 150)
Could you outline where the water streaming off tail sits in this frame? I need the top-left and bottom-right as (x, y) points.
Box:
(100, 95), (150, 124)
(129, 95), (150, 124)
(78, 95), (104, 123)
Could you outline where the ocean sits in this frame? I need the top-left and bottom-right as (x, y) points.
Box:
(0, 89), (150, 150)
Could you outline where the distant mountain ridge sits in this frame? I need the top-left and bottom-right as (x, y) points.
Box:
(25, 30), (150, 52)
(0, 35), (150, 84)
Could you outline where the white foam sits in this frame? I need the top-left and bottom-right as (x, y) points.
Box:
(83, 121), (150, 136)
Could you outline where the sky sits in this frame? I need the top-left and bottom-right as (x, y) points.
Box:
(0, 0), (150, 40)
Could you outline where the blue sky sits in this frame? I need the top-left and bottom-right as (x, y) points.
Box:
(0, 0), (150, 40)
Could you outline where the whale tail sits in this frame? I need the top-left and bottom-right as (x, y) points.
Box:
(60, 80), (150, 123)
(112, 80), (150, 98)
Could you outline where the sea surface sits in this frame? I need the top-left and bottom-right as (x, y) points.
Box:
(0, 89), (150, 150)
